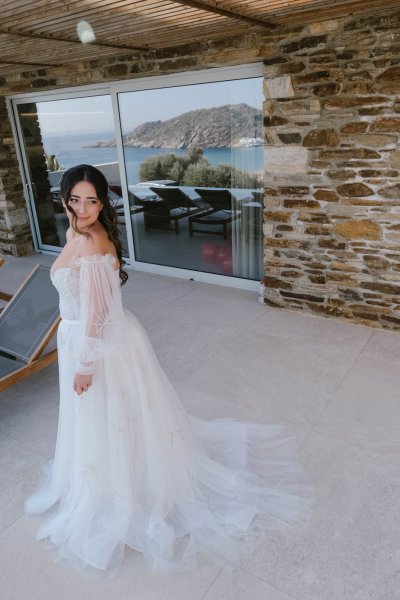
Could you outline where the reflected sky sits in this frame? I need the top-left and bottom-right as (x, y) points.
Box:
(35, 77), (263, 136)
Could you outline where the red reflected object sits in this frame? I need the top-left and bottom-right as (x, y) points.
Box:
(217, 247), (232, 263)
(222, 259), (233, 274)
(202, 243), (220, 263)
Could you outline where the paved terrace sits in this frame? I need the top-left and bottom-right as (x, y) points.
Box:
(1, 253), (399, 600)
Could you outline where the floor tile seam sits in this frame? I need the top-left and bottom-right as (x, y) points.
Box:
(294, 422), (316, 456)
(179, 380), (315, 435)
(239, 565), (300, 600)
(305, 387), (343, 435)
(0, 513), (25, 538)
(309, 329), (375, 432)
(201, 566), (223, 600)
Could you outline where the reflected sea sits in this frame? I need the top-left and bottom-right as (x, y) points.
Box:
(44, 133), (263, 185)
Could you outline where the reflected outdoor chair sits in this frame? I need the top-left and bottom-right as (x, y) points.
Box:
(145, 187), (207, 234)
(109, 185), (144, 216)
(0, 265), (60, 392)
(189, 188), (241, 240)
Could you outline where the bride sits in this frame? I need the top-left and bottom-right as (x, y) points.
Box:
(25, 164), (312, 576)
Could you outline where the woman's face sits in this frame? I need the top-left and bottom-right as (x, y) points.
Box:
(63, 181), (103, 230)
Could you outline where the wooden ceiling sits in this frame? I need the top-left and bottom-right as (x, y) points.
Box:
(1, 0), (400, 77)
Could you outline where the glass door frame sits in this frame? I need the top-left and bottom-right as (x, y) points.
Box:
(7, 63), (263, 291)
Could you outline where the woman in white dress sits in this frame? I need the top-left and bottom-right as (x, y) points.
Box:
(25, 164), (312, 577)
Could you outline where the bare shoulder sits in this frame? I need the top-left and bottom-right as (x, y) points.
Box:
(77, 227), (119, 265)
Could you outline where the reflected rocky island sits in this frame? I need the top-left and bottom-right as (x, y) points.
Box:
(89, 103), (263, 150)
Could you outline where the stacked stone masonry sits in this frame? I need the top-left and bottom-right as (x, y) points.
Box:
(1, 9), (400, 329)
(0, 97), (34, 255)
(262, 11), (400, 329)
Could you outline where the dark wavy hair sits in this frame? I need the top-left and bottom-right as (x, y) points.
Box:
(60, 164), (128, 285)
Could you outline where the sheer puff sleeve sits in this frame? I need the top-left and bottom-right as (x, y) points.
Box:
(75, 253), (125, 375)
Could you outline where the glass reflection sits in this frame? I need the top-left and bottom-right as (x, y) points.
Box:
(17, 96), (123, 250)
(117, 78), (264, 280)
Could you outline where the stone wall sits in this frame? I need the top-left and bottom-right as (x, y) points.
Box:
(1, 8), (400, 328)
(20, 103), (60, 247)
(262, 12), (400, 329)
(0, 97), (33, 255)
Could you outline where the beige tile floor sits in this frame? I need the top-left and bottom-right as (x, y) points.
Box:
(1, 252), (400, 600)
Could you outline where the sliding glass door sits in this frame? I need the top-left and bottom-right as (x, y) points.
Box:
(12, 67), (264, 282)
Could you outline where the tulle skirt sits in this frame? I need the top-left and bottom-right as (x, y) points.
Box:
(25, 310), (313, 576)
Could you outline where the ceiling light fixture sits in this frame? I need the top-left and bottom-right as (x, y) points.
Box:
(76, 20), (96, 44)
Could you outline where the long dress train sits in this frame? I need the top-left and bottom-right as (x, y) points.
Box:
(25, 253), (313, 576)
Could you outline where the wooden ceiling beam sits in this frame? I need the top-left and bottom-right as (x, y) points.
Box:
(0, 58), (60, 69)
(0, 28), (149, 53)
(0, 59), (58, 67)
(169, 0), (275, 28)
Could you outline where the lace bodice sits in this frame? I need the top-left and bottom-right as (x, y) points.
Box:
(50, 254), (124, 374)
(51, 268), (81, 321)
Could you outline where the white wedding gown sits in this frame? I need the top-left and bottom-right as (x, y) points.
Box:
(25, 253), (313, 576)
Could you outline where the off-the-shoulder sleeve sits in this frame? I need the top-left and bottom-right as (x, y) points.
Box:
(75, 254), (125, 375)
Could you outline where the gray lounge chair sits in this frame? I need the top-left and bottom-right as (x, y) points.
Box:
(0, 265), (60, 392)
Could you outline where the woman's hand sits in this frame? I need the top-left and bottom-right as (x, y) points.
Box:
(74, 372), (93, 396)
